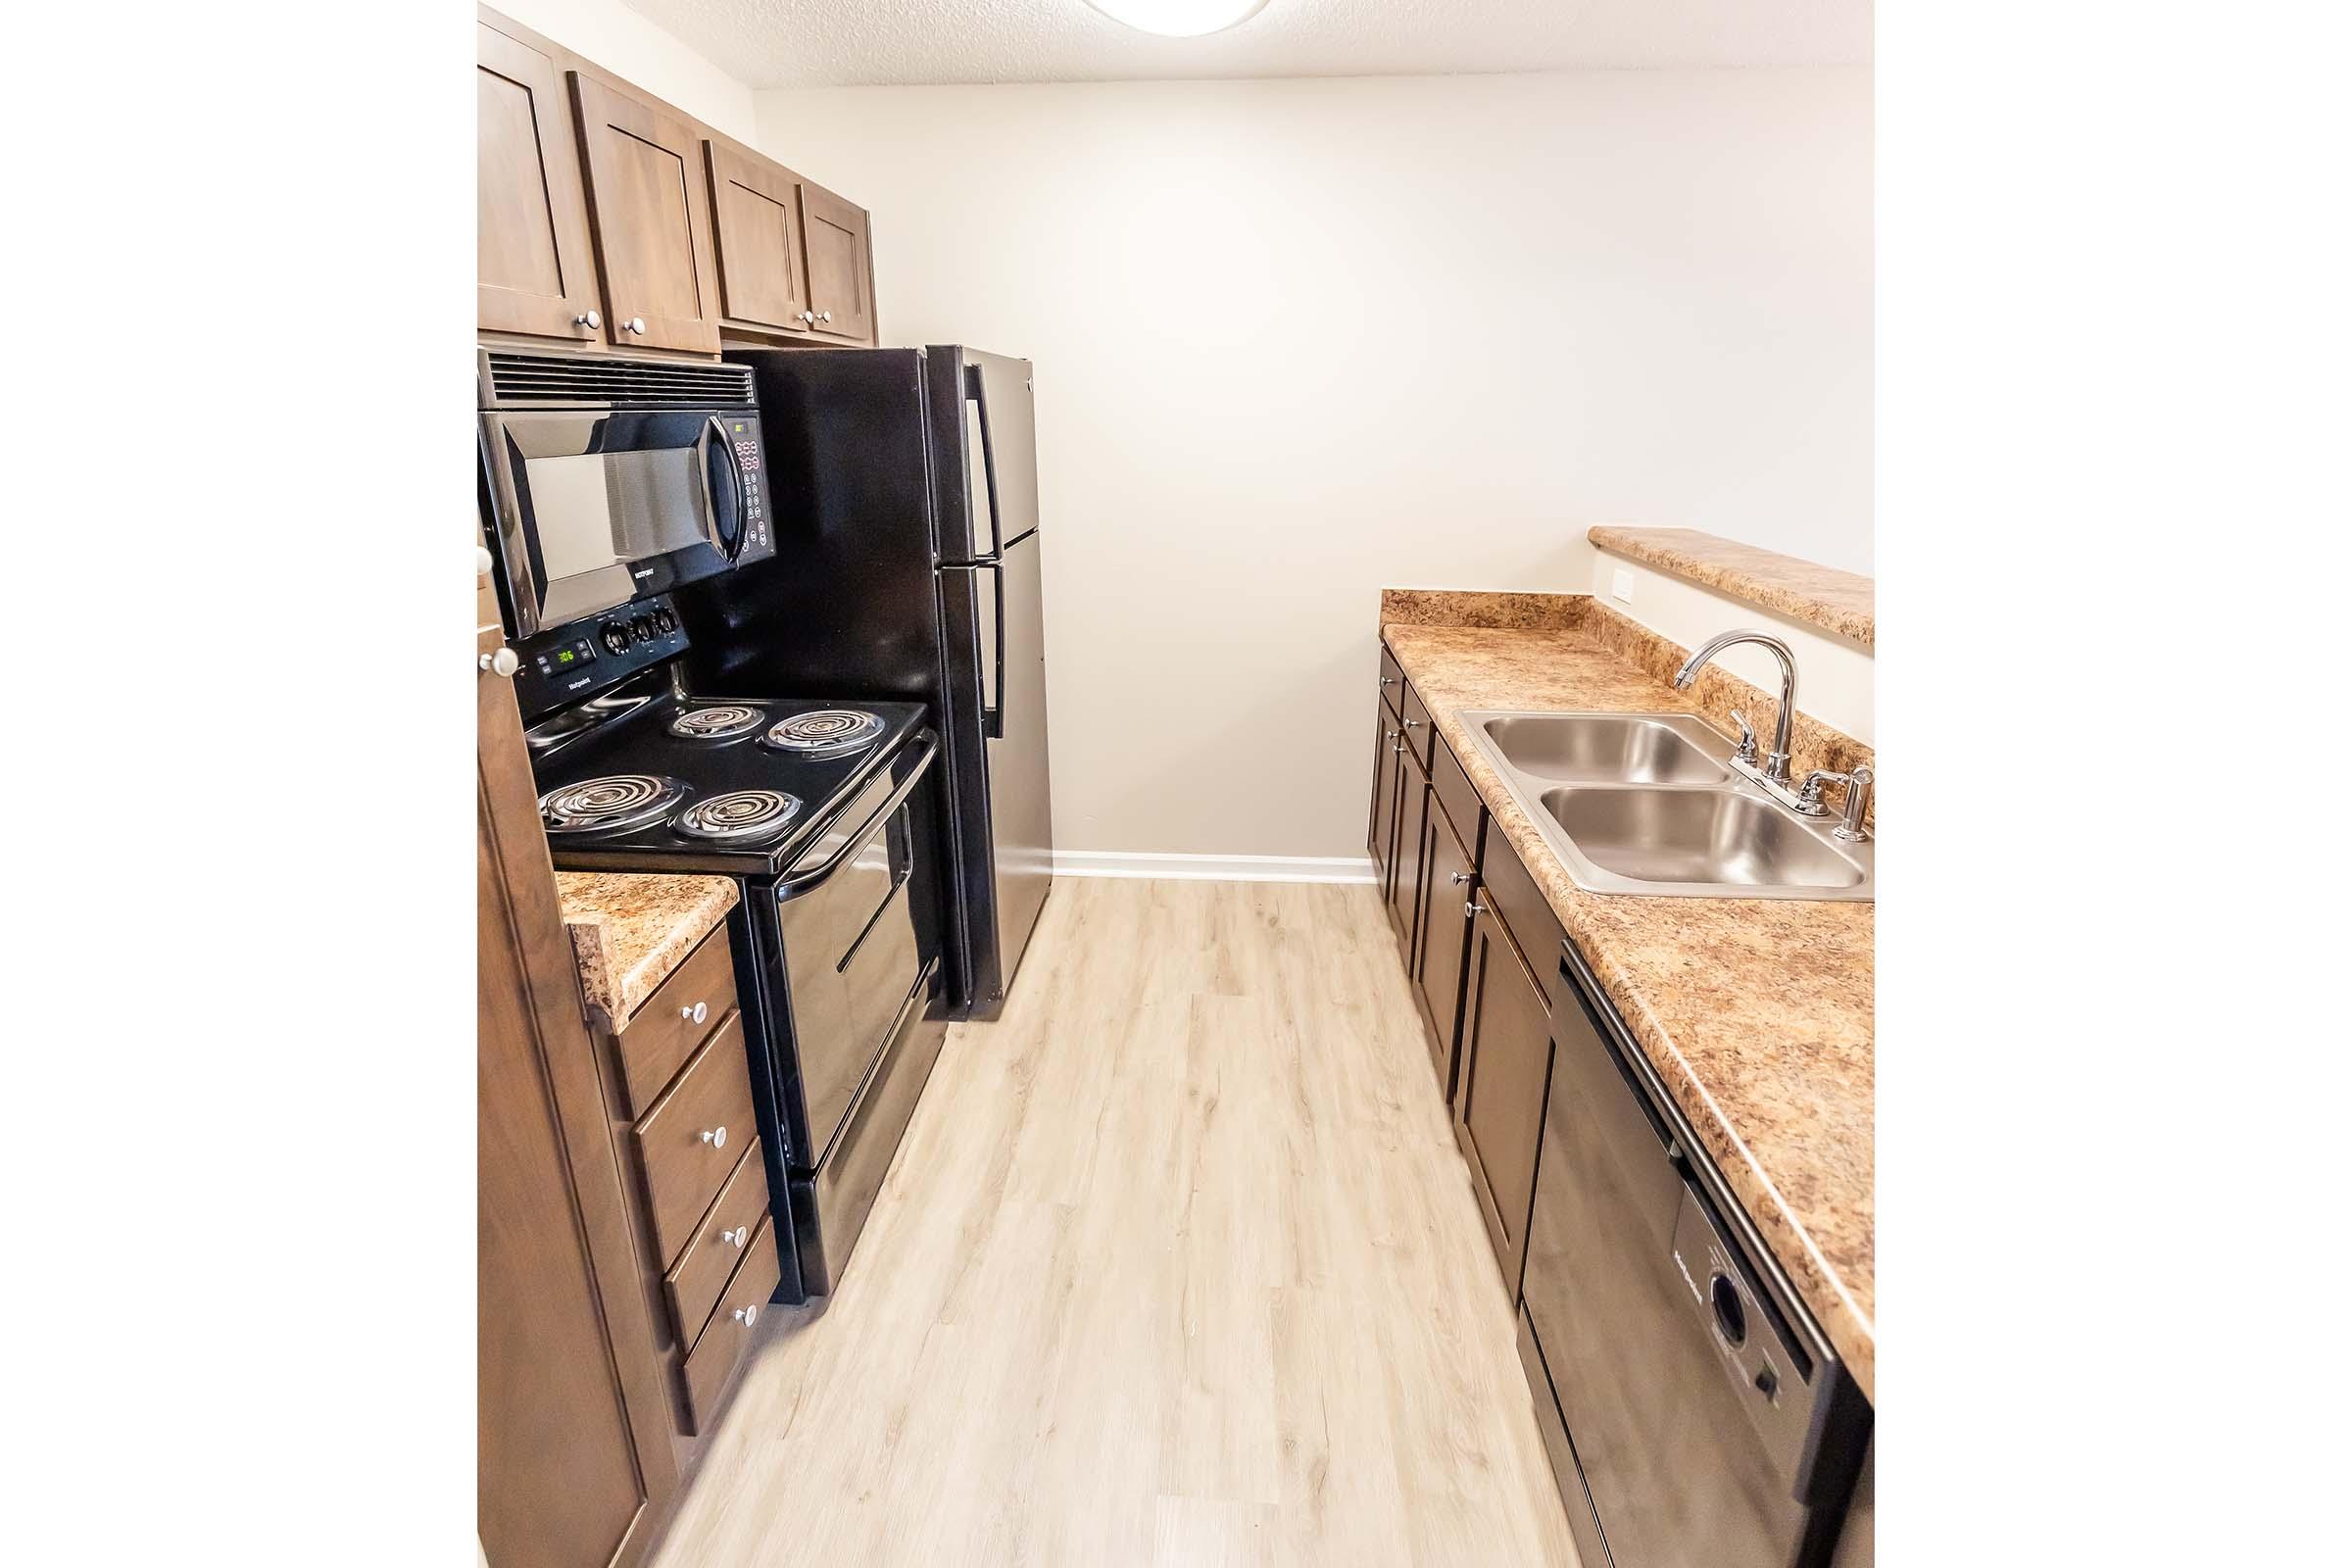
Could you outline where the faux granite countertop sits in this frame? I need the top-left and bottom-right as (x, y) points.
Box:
(1590, 525), (1876, 648)
(554, 871), (739, 1032)
(1381, 599), (1876, 1400)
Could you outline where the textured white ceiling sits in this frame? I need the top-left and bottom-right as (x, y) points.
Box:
(620, 0), (1873, 88)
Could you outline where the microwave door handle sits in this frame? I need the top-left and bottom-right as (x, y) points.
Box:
(698, 416), (749, 562)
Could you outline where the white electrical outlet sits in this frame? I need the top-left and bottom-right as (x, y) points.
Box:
(1611, 567), (1635, 604)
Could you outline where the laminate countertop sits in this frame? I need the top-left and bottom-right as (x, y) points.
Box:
(554, 871), (739, 1033)
(1381, 606), (1876, 1400)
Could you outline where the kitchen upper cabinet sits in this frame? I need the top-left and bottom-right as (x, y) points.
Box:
(1454, 898), (1556, 1299)
(569, 73), (723, 354)
(798, 182), (875, 342)
(705, 140), (813, 337)
(479, 624), (677, 1568)
(476, 20), (602, 343)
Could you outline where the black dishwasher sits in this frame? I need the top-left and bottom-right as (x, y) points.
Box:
(1518, 941), (1871, 1568)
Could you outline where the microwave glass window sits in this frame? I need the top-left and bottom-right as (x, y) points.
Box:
(523, 445), (709, 583)
(522, 453), (624, 583)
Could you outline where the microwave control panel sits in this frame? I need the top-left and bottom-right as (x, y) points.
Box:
(512, 593), (687, 722)
(719, 414), (776, 566)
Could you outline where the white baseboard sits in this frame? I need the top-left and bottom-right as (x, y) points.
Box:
(1052, 850), (1379, 885)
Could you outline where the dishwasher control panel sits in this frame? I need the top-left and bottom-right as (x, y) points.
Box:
(1672, 1183), (1814, 1475)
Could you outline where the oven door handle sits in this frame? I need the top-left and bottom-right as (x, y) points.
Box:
(774, 734), (939, 900)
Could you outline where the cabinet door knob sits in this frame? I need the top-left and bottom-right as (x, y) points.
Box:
(734, 1303), (759, 1327)
(478, 647), (518, 677)
(701, 1126), (727, 1150)
(725, 1225), (749, 1249)
(800, 311), (816, 324)
(817, 311), (832, 322)
(474, 544), (495, 578)
(680, 1001), (709, 1025)
(624, 316), (647, 334)
(1466, 899), (1485, 918)
(1450, 871), (1472, 885)
(574, 309), (602, 330)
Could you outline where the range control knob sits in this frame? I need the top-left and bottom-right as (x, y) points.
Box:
(600, 624), (630, 656)
(653, 608), (677, 634)
(629, 616), (655, 643)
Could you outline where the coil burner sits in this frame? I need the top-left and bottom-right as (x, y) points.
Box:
(538, 774), (689, 835)
(667, 704), (765, 740)
(760, 709), (886, 758)
(674, 789), (804, 842)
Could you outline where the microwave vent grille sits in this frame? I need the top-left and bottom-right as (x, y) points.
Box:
(482, 352), (755, 408)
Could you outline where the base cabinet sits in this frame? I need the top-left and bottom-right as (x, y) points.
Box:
(1452, 900), (1555, 1298)
(479, 626), (678, 1568)
(1412, 804), (1477, 1097)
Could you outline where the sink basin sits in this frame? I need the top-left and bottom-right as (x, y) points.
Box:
(1540, 788), (1867, 893)
(1482, 713), (1731, 784)
(1455, 710), (1873, 901)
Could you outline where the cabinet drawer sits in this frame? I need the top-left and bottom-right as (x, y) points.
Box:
(632, 1011), (758, 1268)
(662, 1136), (770, 1353)
(679, 1213), (781, 1434)
(1483, 831), (1568, 1009)
(1399, 682), (1436, 769)
(611, 927), (740, 1117)
(1432, 732), (1487, 863)
(1378, 645), (1404, 719)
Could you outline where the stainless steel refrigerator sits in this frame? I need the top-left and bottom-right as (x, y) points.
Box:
(681, 345), (1053, 1019)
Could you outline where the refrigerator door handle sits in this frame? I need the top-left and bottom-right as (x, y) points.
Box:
(962, 361), (1004, 564)
(976, 557), (1007, 740)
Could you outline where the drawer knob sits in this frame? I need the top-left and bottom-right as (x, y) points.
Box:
(734, 1303), (759, 1327)
(1450, 871), (1472, 885)
(1379, 675), (1397, 686)
(701, 1126), (728, 1150)
(1403, 718), (1422, 730)
(680, 1001), (709, 1025)
(724, 1225), (749, 1249)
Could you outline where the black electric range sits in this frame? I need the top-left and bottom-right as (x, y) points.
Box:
(527, 679), (952, 1300)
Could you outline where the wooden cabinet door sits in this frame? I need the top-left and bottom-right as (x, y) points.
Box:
(1387, 747), (1428, 951)
(798, 183), (874, 343)
(705, 140), (812, 336)
(1453, 902), (1556, 1300)
(480, 625), (678, 1568)
(569, 74), (722, 354)
(476, 20), (601, 343)
(1414, 809), (1476, 1100)
(1368, 710), (1401, 888)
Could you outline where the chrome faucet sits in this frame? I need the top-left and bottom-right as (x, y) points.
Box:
(1674, 629), (1799, 789)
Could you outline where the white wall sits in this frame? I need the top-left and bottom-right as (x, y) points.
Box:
(1589, 549), (1874, 743)
(759, 71), (1871, 860)
(494, 0), (760, 142)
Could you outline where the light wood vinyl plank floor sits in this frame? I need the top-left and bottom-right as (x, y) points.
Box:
(651, 877), (1579, 1567)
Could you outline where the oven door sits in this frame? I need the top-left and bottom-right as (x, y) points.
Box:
(773, 736), (940, 1170)
(481, 407), (757, 637)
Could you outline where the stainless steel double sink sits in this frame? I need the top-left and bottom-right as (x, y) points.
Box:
(1458, 712), (1874, 901)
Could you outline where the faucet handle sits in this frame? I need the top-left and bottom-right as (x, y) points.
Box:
(1795, 768), (1848, 816)
(1728, 710), (1759, 764)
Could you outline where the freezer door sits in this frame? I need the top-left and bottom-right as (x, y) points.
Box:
(936, 347), (1039, 564)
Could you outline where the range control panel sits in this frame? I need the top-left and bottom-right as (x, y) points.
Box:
(513, 593), (688, 721)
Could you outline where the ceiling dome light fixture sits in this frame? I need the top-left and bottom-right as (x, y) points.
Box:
(1083, 1), (1272, 38)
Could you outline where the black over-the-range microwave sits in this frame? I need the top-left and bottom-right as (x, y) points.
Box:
(477, 349), (776, 683)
